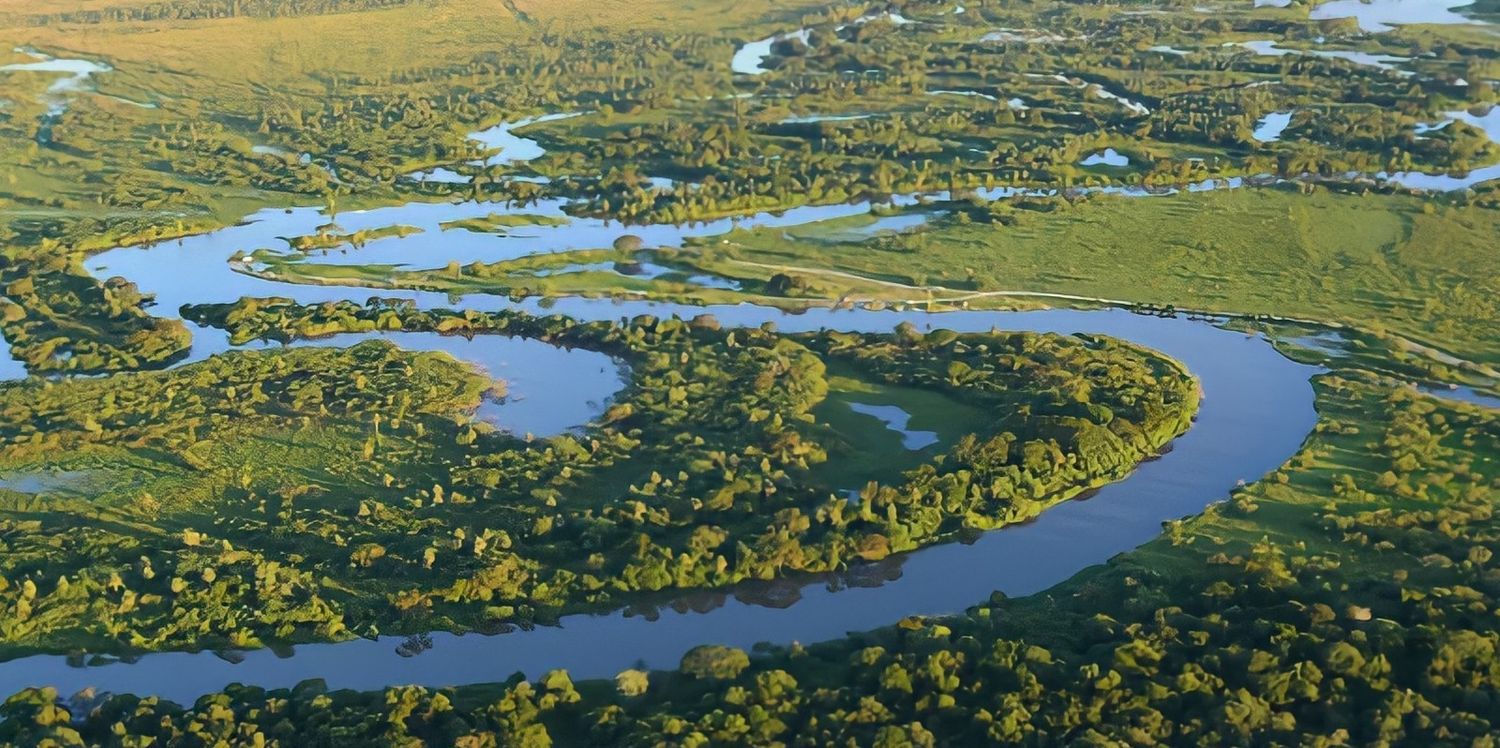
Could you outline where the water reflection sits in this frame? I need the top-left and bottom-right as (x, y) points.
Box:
(0, 307), (1328, 704)
(1252, 111), (1293, 143)
(0, 109), (1490, 703)
(1309, 0), (1484, 33)
(1, 47), (112, 114)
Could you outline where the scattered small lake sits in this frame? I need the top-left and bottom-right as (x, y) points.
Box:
(930, 88), (995, 101)
(1419, 383), (1500, 410)
(779, 113), (872, 124)
(1418, 106), (1500, 145)
(469, 112), (582, 165)
(1279, 329), (1500, 407)
(526, 261), (617, 277)
(0, 337), (29, 381)
(732, 11), (912, 76)
(1080, 148), (1130, 167)
(0, 469), (94, 495)
(1284, 331), (1348, 358)
(1239, 40), (1411, 74)
(1089, 85), (1151, 116)
(289, 332), (623, 439)
(981, 28), (1072, 43)
(732, 29), (811, 75)
(1, 48), (112, 114)
(631, 262), (742, 290)
(1385, 106), (1500, 190)
(532, 260), (742, 290)
(815, 212), (938, 241)
(1309, 0), (1483, 33)
(1253, 111), (1294, 143)
(408, 166), (472, 184)
(406, 112), (580, 184)
(0, 108), (1493, 703)
(1380, 163), (1500, 191)
(855, 11), (913, 26)
(847, 403), (940, 450)
(928, 90), (1028, 110)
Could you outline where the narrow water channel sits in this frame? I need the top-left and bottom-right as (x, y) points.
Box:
(0, 296), (1323, 702)
(0, 112), (1423, 703)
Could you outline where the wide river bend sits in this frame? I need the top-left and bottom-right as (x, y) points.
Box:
(0, 118), (1332, 704)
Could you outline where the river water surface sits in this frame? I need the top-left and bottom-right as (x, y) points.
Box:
(0, 302), (1320, 703)
(0, 238), (1325, 704)
(0, 111), (1381, 703)
(0, 0), (1493, 700)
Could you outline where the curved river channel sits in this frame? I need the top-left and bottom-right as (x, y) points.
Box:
(0, 119), (1334, 705)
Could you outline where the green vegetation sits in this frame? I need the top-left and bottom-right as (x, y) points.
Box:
(19, 0), (430, 23)
(0, 341), (488, 654)
(0, 0), (1498, 743)
(246, 245), (773, 308)
(701, 187), (1500, 369)
(809, 362), (993, 490)
(0, 301), (1194, 658)
(438, 214), (569, 234)
(256, 186), (1500, 391)
(0, 269), (191, 373)
(284, 224), (423, 253)
(3, 0), (1498, 376)
(7, 375), (1497, 746)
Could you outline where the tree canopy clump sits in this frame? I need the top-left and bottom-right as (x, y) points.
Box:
(0, 299), (1196, 659)
(2, 375), (1495, 747)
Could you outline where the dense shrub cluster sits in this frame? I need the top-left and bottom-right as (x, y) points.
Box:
(0, 302), (1194, 658)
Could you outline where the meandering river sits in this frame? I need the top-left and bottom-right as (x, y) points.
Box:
(0, 111), (1425, 704)
(0, 302), (1321, 704)
(0, 0), (1495, 703)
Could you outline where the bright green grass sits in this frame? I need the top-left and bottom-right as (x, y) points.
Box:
(713, 188), (1500, 364)
(806, 362), (993, 492)
(995, 371), (1500, 651)
(439, 213), (570, 233)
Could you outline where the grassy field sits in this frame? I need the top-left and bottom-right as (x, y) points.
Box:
(1, 0), (1499, 742)
(0, 0), (834, 245)
(18, 370), (1497, 744)
(1002, 370), (1500, 652)
(253, 184), (1500, 389)
(707, 188), (1500, 366)
(808, 361), (994, 491)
